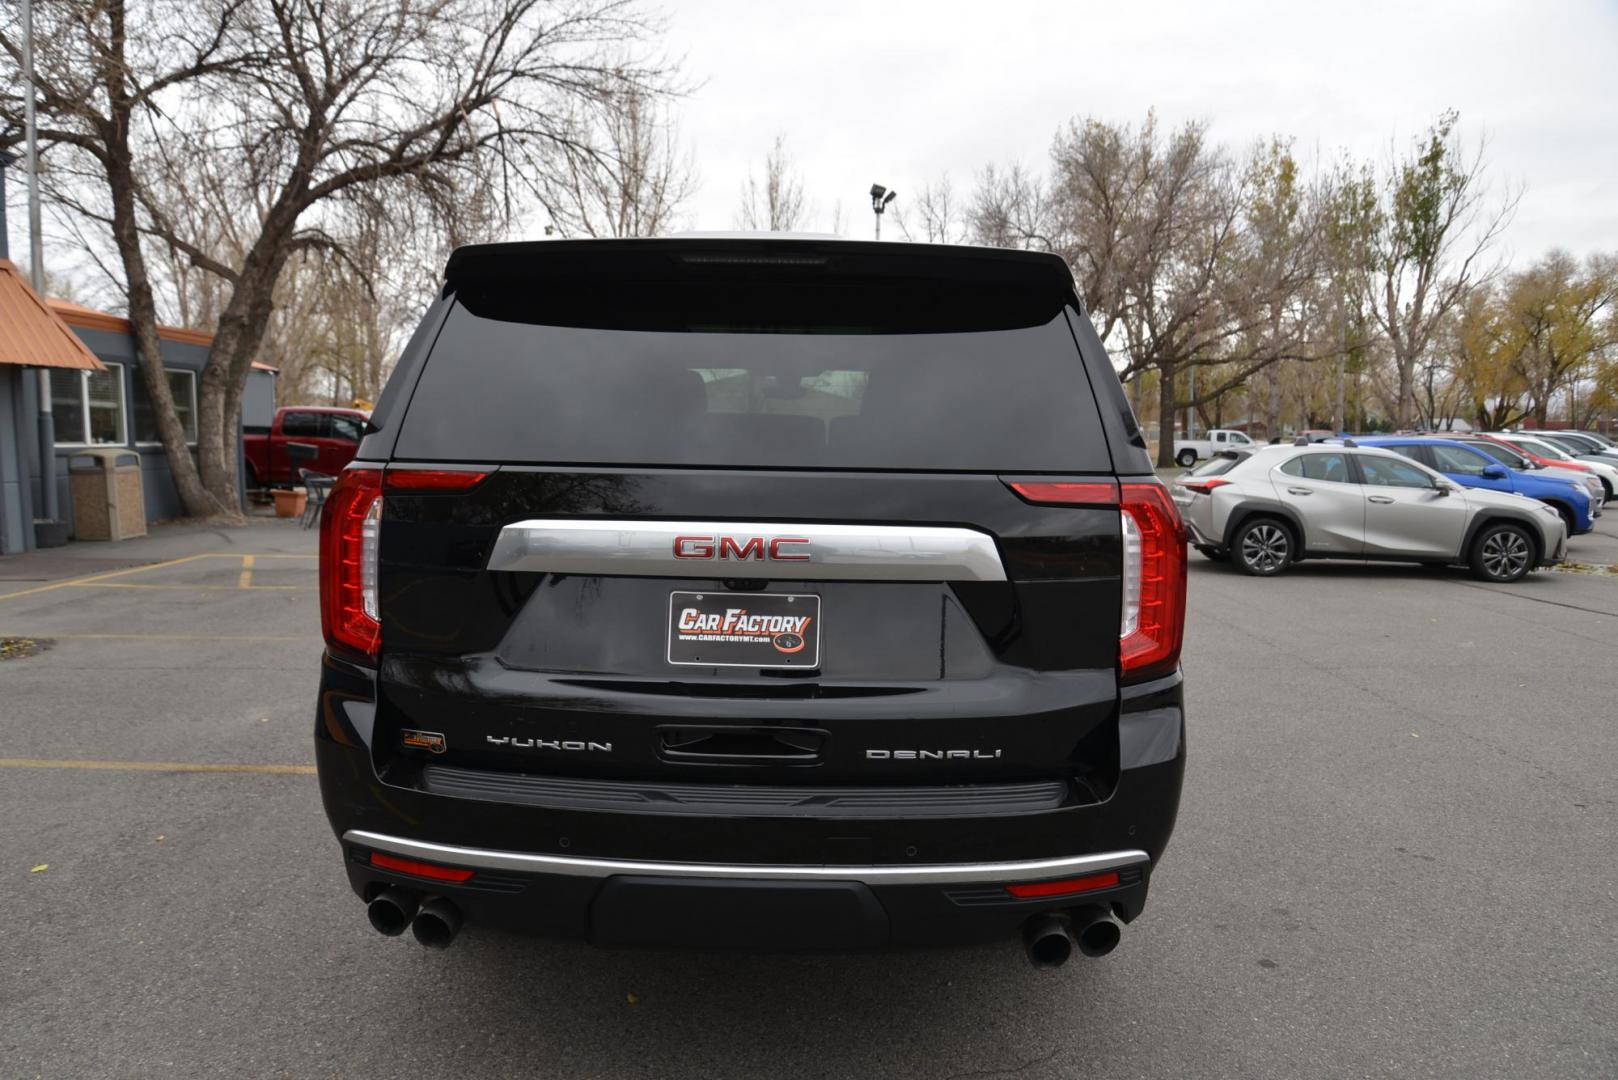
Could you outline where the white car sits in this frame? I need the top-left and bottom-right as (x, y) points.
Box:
(1493, 434), (1618, 503)
(1173, 428), (1256, 467)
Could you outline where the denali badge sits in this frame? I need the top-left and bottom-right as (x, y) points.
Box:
(672, 535), (811, 562)
(486, 736), (612, 752)
(866, 748), (1003, 761)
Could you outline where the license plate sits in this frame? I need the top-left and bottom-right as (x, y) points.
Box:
(667, 591), (820, 668)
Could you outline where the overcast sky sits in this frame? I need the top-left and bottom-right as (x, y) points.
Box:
(664, 0), (1618, 261)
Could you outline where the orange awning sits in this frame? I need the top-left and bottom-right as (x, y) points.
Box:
(0, 260), (105, 371)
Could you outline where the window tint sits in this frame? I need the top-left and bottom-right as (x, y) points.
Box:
(1189, 453), (1245, 478)
(1279, 452), (1353, 482)
(397, 301), (1112, 471)
(327, 414), (364, 443)
(1428, 444), (1491, 475)
(1359, 455), (1436, 488)
(281, 411), (321, 437)
(1511, 438), (1569, 461)
(49, 369), (86, 443)
(1229, 432), (1252, 445)
(134, 369), (198, 443)
(1467, 440), (1526, 468)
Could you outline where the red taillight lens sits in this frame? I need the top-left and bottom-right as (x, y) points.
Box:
(1005, 871), (1121, 899)
(320, 468), (383, 660)
(368, 851), (474, 883)
(384, 469), (490, 493)
(1007, 480), (1121, 506)
(1119, 481), (1186, 683)
(1180, 478), (1230, 495)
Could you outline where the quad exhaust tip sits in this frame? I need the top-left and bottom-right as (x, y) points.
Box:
(366, 888), (419, 937)
(1022, 908), (1120, 968)
(411, 897), (463, 949)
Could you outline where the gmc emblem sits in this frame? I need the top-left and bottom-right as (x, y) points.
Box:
(672, 535), (811, 561)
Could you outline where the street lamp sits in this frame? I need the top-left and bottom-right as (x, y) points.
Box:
(870, 183), (896, 240)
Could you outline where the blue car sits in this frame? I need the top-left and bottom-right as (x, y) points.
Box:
(1356, 437), (1595, 535)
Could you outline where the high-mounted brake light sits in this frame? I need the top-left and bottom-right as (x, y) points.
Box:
(1119, 482), (1186, 682)
(320, 468), (383, 660)
(1007, 480), (1121, 506)
(1005, 871), (1121, 899)
(368, 851), (474, 883)
(1180, 478), (1231, 495)
(383, 469), (490, 493)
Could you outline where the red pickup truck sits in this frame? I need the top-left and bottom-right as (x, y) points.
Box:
(243, 406), (369, 487)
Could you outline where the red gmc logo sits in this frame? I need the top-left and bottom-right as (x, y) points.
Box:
(672, 535), (811, 561)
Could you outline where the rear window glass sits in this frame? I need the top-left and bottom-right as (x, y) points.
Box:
(394, 287), (1111, 471)
(1189, 453), (1244, 477)
(1279, 453), (1353, 482)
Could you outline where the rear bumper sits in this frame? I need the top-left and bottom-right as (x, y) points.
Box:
(341, 830), (1153, 949)
(316, 656), (1185, 949)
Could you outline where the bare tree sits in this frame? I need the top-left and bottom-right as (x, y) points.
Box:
(736, 133), (805, 232)
(1347, 111), (1515, 428)
(895, 175), (969, 244)
(2, 0), (674, 518)
(539, 75), (694, 238)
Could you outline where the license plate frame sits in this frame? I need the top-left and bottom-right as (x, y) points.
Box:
(666, 591), (821, 669)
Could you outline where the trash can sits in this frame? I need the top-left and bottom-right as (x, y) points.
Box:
(69, 449), (148, 541)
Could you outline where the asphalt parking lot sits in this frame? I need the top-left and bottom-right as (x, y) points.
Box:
(3, 515), (1616, 1079)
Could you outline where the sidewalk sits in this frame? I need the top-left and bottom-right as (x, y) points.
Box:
(0, 516), (315, 585)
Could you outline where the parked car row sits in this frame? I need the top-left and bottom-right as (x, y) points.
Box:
(1172, 441), (1570, 582)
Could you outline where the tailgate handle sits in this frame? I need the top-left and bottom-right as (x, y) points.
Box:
(657, 725), (826, 766)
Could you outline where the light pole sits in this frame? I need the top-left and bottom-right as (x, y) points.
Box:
(870, 183), (896, 240)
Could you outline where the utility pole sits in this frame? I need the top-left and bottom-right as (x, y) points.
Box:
(22, 0), (60, 523)
(869, 183), (896, 240)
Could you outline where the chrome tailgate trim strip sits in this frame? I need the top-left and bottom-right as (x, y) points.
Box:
(485, 519), (1007, 581)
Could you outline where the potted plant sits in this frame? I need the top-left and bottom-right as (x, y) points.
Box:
(272, 487), (308, 519)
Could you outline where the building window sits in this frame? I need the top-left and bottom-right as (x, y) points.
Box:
(51, 363), (127, 446)
(134, 369), (199, 444)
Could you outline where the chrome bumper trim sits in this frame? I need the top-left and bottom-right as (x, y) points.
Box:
(345, 829), (1149, 886)
(485, 519), (1008, 581)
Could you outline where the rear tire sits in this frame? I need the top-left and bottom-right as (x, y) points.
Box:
(1176, 449), (1197, 468)
(1469, 522), (1535, 583)
(1232, 517), (1294, 577)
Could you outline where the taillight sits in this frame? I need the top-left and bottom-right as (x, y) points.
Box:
(1119, 482), (1186, 682)
(1006, 480), (1120, 506)
(1180, 477), (1230, 495)
(384, 468), (490, 493)
(320, 468), (383, 660)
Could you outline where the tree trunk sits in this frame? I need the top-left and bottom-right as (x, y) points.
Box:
(1155, 361), (1178, 468)
(1395, 353), (1415, 430)
(95, 4), (228, 519)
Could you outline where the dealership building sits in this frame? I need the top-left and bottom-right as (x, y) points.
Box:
(0, 259), (275, 555)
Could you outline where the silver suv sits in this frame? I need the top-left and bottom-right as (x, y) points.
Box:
(1172, 443), (1566, 582)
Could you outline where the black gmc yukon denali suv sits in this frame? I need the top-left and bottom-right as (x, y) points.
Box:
(315, 236), (1186, 967)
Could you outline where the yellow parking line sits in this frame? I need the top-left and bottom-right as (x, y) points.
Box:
(238, 554), (256, 589)
(0, 758), (316, 775)
(63, 582), (310, 592)
(0, 553), (213, 602)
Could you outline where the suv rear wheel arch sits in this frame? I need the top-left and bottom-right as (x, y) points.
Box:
(1223, 504), (1307, 557)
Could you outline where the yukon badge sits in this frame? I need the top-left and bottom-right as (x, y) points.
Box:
(487, 736), (613, 752)
(866, 748), (1003, 761)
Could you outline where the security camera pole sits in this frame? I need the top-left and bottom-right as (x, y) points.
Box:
(870, 183), (896, 240)
(21, 0), (59, 525)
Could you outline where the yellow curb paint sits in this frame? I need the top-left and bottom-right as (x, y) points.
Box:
(0, 758), (316, 775)
(238, 554), (256, 589)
